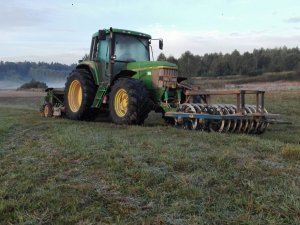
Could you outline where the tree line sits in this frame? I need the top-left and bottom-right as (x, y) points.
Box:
(0, 61), (76, 82)
(157, 47), (300, 77)
(1, 46), (300, 83)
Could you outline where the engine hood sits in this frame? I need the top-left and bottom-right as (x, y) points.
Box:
(126, 61), (177, 72)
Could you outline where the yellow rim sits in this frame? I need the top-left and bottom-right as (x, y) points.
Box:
(68, 80), (82, 112)
(114, 88), (128, 117)
(44, 105), (49, 116)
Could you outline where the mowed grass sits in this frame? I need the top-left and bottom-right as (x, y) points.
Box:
(0, 91), (299, 225)
(189, 71), (300, 89)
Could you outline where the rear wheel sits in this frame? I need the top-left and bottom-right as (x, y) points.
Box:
(109, 78), (151, 125)
(64, 69), (98, 120)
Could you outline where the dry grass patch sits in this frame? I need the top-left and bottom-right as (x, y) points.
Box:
(282, 145), (300, 160)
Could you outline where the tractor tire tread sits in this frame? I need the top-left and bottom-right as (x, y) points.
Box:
(109, 78), (151, 125)
(64, 69), (98, 121)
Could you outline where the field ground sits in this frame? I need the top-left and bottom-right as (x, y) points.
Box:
(189, 71), (300, 90)
(0, 84), (300, 224)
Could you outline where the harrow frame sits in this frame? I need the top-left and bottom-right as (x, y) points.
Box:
(164, 89), (280, 133)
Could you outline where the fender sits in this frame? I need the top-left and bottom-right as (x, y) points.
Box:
(76, 61), (102, 85)
(112, 70), (137, 83)
(76, 61), (138, 86)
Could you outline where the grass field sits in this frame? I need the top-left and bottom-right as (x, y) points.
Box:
(0, 89), (300, 224)
(189, 71), (300, 89)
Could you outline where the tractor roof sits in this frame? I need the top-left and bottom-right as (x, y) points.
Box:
(93, 28), (151, 39)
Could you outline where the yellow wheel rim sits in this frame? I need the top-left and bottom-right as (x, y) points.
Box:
(44, 105), (49, 116)
(114, 88), (128, 117)
(68, 80), (82, 112)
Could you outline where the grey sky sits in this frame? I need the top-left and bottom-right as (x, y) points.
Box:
(1, 0), (300, 64)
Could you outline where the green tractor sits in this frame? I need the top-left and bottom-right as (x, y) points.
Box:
(57, 27), (181, 124)
(41, 27), (279, 134)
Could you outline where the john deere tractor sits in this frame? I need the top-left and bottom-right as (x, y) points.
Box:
(41, 27), (279, 134)
(60, 27), (182, 124)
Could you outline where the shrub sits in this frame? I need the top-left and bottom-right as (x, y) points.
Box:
(18, 79), (48, 90)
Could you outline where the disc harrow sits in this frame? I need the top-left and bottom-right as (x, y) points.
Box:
(164, 89), (280, 134)
(172, 103), (270, 134)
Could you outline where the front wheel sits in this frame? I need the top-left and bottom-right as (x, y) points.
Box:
(109, 78), (151, 125)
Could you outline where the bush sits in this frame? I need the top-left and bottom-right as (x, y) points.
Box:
(18, 79), (48, 90)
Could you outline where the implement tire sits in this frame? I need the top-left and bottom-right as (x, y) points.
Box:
(44, 103), (53, 118)
(109, 78), (151, 125)
(64, 69), (98, 120)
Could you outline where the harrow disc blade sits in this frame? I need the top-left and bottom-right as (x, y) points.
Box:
(208, 105), (225, 132)
(172, 102), (270, 134)
(178, 103), (198, 130)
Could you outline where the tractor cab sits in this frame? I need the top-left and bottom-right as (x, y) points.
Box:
(89, 28), (163, 82)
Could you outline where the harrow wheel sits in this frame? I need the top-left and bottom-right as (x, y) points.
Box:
(208, 105), (225, 132)
(226, 105), (238, 132)
(177, 104), (198, 130)
(256, 108), (269, 134)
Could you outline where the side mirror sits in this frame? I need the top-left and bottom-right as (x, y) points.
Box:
(159, 39), (163, 50)
(98, 30), (106, 40)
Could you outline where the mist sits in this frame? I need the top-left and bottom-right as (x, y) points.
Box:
(0, 80), (66, 90)
(0, 80), (23, 90)
(46, 81), (66, 89)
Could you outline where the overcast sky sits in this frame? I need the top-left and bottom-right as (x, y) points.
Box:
(1, 0), (300, 64)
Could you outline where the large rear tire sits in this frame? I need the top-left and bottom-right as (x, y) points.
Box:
(64, 69), (98, 120)
(109, 78), (151, 125)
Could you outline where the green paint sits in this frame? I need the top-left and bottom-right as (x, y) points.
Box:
(93, 28), (151, 39)
(78, 28), (182, 114)
(78, 61), (103, 85)
(160, 103), (177, 113)
(126, 61), (177, 70)
(92, 87), (107, 108)
(164, 89), (169, 102)
(128, 61), (178, 103)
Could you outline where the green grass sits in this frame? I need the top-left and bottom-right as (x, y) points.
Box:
(190, 71), (300, 89)
(0, 91), (299, 224)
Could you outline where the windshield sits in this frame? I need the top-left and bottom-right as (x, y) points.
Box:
(114, 34), (150, 62)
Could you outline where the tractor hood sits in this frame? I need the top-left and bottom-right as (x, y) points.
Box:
(126, 61), (177, 72)
(126, 61), (179, 91)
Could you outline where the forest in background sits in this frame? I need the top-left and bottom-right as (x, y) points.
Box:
(158, 47), (300, 77)
(0, 61), (76, 83)
(0, 46), (300, 86)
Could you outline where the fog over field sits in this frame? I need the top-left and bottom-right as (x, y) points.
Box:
(0, 80), (23, 89)
(44, 81), (66, 89)
(0, 80), (66, 90)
